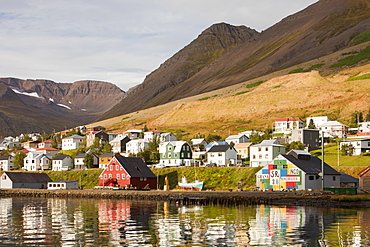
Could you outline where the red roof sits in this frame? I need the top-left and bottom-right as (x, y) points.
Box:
(37, 147), (59, 151)
(12, 149), (30, 153)
(358, 166), (370, 177)
(41, 139), (53, 143)
(275, 118), (301, 122)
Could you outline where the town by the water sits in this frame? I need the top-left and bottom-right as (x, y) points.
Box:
(0, 115), (370, 198)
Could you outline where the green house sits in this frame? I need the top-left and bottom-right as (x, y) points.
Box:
(159, 141), (192, 167)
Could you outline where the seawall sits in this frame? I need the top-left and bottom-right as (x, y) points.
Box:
(1, 189), (370, 208)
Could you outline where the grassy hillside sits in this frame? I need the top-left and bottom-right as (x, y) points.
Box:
(90, 59), (370, 140)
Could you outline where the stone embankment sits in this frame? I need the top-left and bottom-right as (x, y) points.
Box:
(1, 189), (370, 208)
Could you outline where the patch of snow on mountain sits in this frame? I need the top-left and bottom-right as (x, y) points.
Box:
(57, 104), (72, 110)
(81, 109), (86, 111)
(11, 88), (45, 99)
(69, 101), (72, 104)
(49, 98), (54, 102)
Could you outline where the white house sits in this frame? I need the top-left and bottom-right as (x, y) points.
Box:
(0, 172), (51, 189)
(110, 136), (131, 153)
(340, 139), (370, 156)
(191, 138), (208, 151)
(74, 153), (98, 170)
(159, 141), (193, 167)
(305, 116), (330, 129)
(144, 130), (164, 142)
(23, 152), (50, 171)
(126, 139), (149, 155)
(123, 129), (142, 140)
(62, 135), (85, 150)
(358, 122), (370, 133)
(206, 144), (237, 167)
(48, 180), (79, 190)
(0, 156), (14, 171)
(52, 155), (73, 171)
(317, 121), (348, 138)
(160, 133), (177, 142)
(274, 118), (304, 134)
(225, 134), (250, 145)
(250, 140), (286, 167)
(255, 150), (341, 191)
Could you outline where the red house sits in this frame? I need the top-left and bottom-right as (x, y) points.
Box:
(98, 156), (157, 189)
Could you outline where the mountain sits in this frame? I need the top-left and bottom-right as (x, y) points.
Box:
(92, 62), (370, 138)
(0, 78), (125, 137)
(102, 0), (370, 120)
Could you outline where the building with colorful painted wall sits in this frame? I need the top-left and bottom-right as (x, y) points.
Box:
(255, 150), (340, 191)
(98, 156), (156, 189)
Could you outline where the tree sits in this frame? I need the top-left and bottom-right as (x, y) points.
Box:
(350, 111), (363, 127)
(206, 134), (222, 143)
(284, 141), (305, 152)
(366, 110), (370, 122)
(13, 152), (27, 170)
(341, 144), (354, 156)
(101, 142), (112, 154)
(83, 153), (95, 168)
(307, 119), (316, 129)
(249, 130), (271, 144)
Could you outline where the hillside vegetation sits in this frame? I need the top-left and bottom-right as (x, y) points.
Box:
(90, 60), (370, 139)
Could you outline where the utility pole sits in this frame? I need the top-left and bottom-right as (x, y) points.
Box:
(321, 131), (325, 191)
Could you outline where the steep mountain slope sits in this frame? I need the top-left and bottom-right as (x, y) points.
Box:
(0, 78), (125, 113)
(0, 78), (125, 137)
(103, 0), (370, 119)
(92, 62), (370, 138)
(102, 23), (259, 118)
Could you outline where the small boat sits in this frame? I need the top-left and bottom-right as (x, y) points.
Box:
(178, 176), (204, 191)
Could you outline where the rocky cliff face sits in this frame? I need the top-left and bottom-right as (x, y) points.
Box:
(0, 78), (125, 113)
(104, 23), (259, 117)
(102, 0), (370, 120)
(0, 78), (125, 136)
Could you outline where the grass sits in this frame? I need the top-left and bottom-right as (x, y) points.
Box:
(288, 63), (325, 74)
(234, 90), (249, 96)
(246, 80), (265, 88)
(331, 46), (370, 68)
(347, 73), (370, 81)
(152, 167), (261, 191)
(351, 30), (370, 45)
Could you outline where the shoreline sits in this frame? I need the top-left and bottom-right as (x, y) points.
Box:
(1, 189), (370, 208)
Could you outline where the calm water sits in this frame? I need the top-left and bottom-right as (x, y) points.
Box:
(0, 197), (369, 246)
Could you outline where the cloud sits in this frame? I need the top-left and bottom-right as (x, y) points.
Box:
(0, 0), (318, 91)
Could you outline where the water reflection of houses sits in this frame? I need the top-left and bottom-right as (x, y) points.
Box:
(98, 200), (155, 246)
(48, 198), (84, 245)
(249, 205), (309, 246)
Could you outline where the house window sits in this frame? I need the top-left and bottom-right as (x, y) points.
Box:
(283, 164), (288, 169)
(110, 165), (113, 171)
(218, 153), (222, 157)
(109, 174), (112, 179)
(117, 174), (120, 180)
(273, 165), (277, 169)
(278, 147), (281, 152)
(122, 174), (125, 179)
(309, 176), (314, 180)
(144, 177), (147, 181)
(265, 147), (268, 151)
(102, 158), (104, 161)
(253, 155), (256, 159)
(333, 176), (336, 181)
(168, 153), (172, 158)
(116, 165), (119, 170)
(258, 148), (261, 152)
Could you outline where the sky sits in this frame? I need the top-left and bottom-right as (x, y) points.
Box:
(0, 0), (319, 91)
